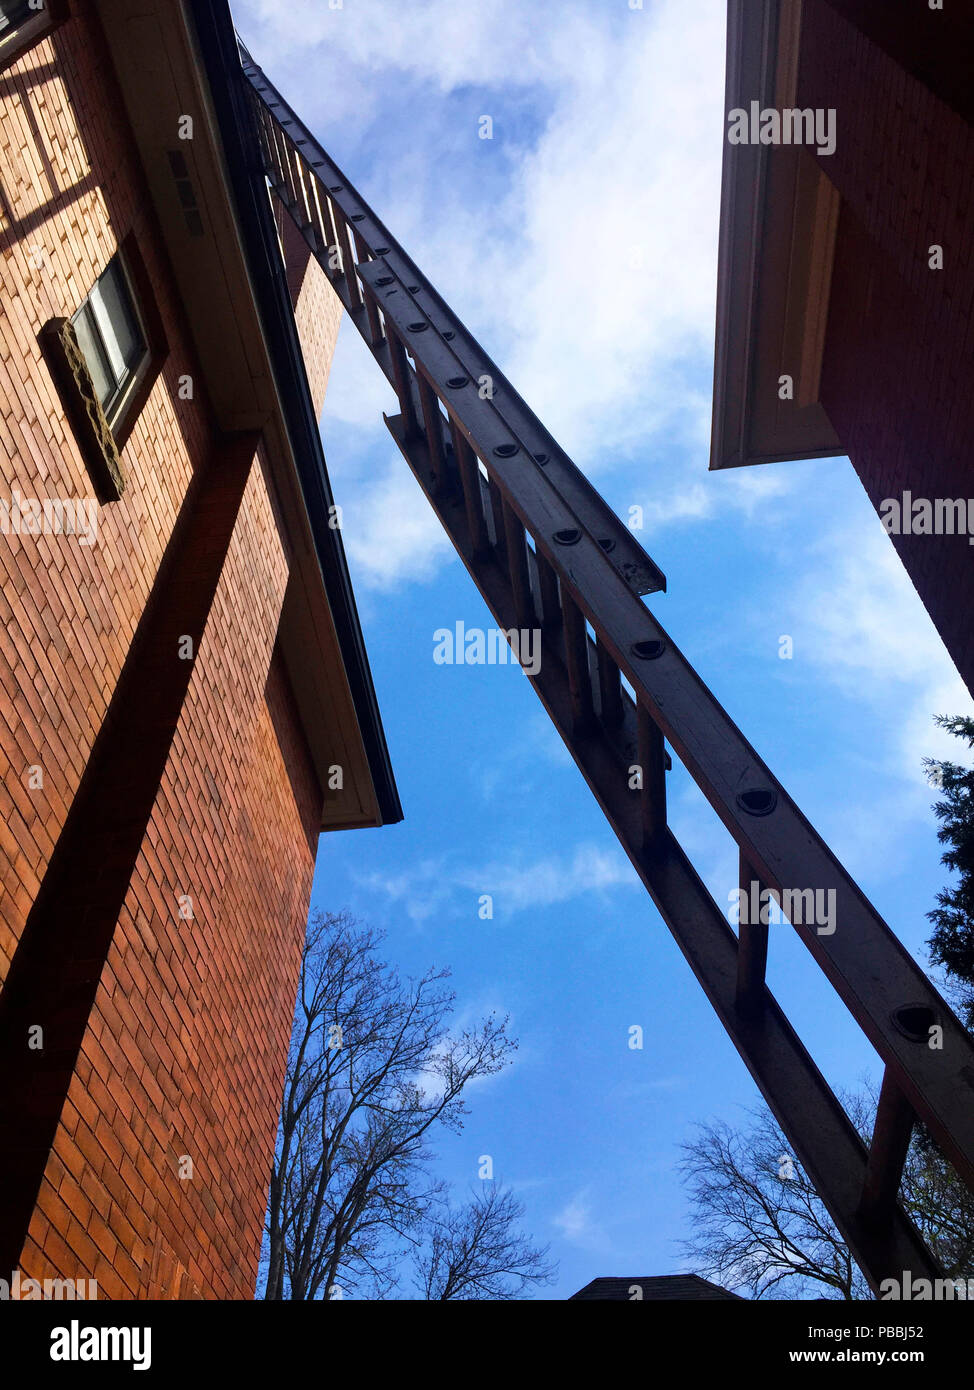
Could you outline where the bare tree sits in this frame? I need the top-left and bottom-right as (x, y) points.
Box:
(262, 911), (518, 1300)
(678, 1107), (867, 1300)
(413, 1185), (556, 1300)
(679, 1089), (974, 1300)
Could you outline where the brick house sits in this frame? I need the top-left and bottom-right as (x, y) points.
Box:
(711, 0), (974, 693)
(0, 0), (400, 1299)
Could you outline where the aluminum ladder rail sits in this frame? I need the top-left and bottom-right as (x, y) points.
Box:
(239, 43), (974, 1294)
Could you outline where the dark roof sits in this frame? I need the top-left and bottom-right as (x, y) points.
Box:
(569, 1275), (743, 1301)
(186, 0), (402, 827)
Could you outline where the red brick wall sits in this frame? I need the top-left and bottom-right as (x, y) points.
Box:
(0, 11), (212, 973)
(276, 200), (343, 420)
(17, 443), (318, 1299)
(797, 0), (974, 692)
(0, 6), (326, 1297)
(266, 638), (324, 859)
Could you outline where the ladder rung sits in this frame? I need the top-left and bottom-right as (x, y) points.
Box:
(451, 421), (489, 559)
(536, 550), (561, 631)
(351, 226), (372, 265)
(562, 594), (595, 734)
(265, 111), (290, 199)
(293, 153), (315, 230)
(596, 638), (623, 728)
(486, 473), (506, 557)
(309, 177), (337, 265)
(359, 279), (384, 350)
(637, 705), (666, 852)
(501, 502), (536, 630)
(330, 206), (362, 311)
(281, 139), (304, 217)
(253, 96), (277, 179)
(385, 328), (419, 439)
(351, 227), (380, 327)
(417, 373), (448, 493)
(859, 1069), (915, 1226)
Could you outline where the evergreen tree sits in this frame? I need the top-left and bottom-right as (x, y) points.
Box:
(924, 715), (974, 1028)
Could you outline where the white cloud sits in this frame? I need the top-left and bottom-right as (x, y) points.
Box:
(794, 520), (973, 782)
(358, 841), (640, 923)
(236, 0), (736, 591)
(501, 3), (727, 461)
(553, 1188), (610, 1250)
(336, 453), (456, 590)
(767, 516), (974, 879)
(237, 0), (590, 101)
(321, 316), (399, 434)
(357, 856), (453, 925)
(475, 843), (639, 911)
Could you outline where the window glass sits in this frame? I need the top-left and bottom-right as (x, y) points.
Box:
(72, 254), (147, 419)
(0, 2), (34, 35)
(72, 304), (114, 408)
(90, 261), (143, 379)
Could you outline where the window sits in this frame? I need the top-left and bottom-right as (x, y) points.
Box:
(72, 255), (148, 428)
(40, 238), (165, 502)
(0, 0), (39, 34)
(0, 0), (61, 68)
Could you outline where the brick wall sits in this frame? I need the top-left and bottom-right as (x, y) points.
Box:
(798, 0), (974, 692)
(277, 200), (343, 420)
(17, 443), (319, 1299)
(0, 11), (212, 974)
(0, 4), (336, 1297)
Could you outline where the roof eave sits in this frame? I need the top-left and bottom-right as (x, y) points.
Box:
(710, 0), (842, 472)
(182, 0), (402, 827)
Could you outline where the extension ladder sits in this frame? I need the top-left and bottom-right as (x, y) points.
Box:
(239, 43), (974, 1295)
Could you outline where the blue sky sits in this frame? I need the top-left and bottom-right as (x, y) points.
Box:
(235, 0), (974, 1297)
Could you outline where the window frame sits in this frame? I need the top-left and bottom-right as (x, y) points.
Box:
(0, 0), (66, 72)
(39, 235), (168, 502)
(71, 251), (152, 441)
